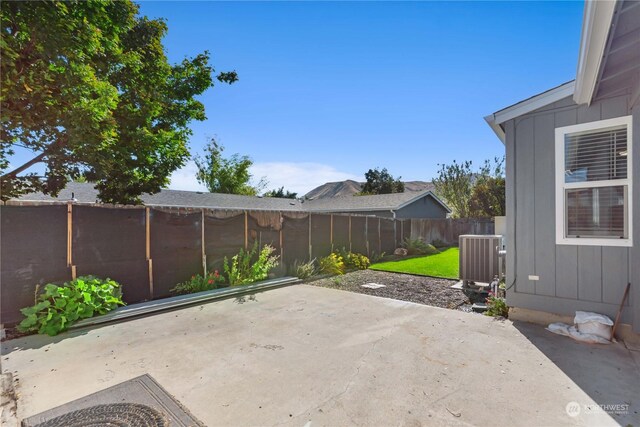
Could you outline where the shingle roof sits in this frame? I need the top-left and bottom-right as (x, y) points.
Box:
(15, 182), (304, 211)
(12, 182), (450, 213)
(303, 190), (449, 213)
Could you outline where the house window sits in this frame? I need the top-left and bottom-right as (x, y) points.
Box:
(555, 116), (633, 247)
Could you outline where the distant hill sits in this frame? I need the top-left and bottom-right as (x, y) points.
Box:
(304, 180), (435, 200)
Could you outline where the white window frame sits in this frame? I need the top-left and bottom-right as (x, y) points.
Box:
(555, 115), (633, 247)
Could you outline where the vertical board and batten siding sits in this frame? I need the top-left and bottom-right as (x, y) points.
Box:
(506, 93), (638, 330)
(632, 102), (640, 332)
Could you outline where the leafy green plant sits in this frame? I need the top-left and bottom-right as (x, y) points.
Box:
(337, 249), (370, 270)
(18, 276), (125, 336)
(402, 237), (439, 255)
(224, 243), (280, 286)
(293, 259), (318, 280)
(369, 251), (386, 263)
(171, 270), (225, 295)
(485, 295), (509, 318)
(319, 253), (345, 275)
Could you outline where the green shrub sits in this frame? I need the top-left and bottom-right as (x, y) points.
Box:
(431, 239), (448, 248)
(293, 259), (318, 280)
(402, 237), (439, 255)
(337, 249), (370, 270)
(171, 270), (225, 295)
(224, 243), (280, 286)
(319, 253), (345, 275)
(18, 276), (125, 336)
(485, 295), (509, 318)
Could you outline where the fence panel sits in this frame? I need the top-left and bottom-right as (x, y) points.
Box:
(282, 214), (310, 267)
(149, 209), (201, 298)
(410, 218), (495, 245)
(332, 215), (350, 252)
(1, 205), (70, 324)
(350, 217), (367, 255)
(204, 212), (245, 273)
(73, 205), (149, 303)
(380, 218), (396, 255)
(2, 204), (491, 325)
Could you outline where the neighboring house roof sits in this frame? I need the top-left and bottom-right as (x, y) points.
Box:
(302, 190), (451, 214)
(304, 180), (435, 199)
(14, 182), (304, 211)
(484, 0), (640, 143)
(11, 182), (451, 214)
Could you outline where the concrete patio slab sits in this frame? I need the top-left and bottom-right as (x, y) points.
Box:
(2, 284), (639, 426)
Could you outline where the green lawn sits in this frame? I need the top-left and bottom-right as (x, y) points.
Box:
(370, 247), (459, 279)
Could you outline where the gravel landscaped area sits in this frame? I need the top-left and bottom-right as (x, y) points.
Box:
(307, 269), (470, 310)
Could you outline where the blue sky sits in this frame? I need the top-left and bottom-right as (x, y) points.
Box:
(136, 0), (584, 195)
(11, 1), (586, 196)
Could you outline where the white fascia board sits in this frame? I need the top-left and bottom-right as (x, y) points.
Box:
(484, 115), (506, 144)
(484, 81), (576, 145)
(573, 0), (617, 105)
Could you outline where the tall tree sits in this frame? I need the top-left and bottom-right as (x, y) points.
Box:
(359, 167), (404, 195)
(1, 0), (237, 203)
(433, 157), (505, 218)
(263, 187), (297, 199)
(194, 138), (266, 195)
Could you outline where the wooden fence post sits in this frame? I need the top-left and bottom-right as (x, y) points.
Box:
(66, 203), (72, 268)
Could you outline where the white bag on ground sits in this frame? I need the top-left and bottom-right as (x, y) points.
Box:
(574, 311), (613, 340)
(546, 311), (613, 344)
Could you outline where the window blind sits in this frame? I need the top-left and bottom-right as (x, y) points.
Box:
(564, 126), (627, 183)
(566, 186), (626, 238)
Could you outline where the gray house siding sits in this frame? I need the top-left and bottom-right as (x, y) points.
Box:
(395, 196), (449, 219)
(505, 93), (639, 331)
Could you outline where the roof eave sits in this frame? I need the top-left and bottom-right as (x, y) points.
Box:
(484, 115), (506, 144)
(483, 81), (576, 144)
(573, 0), (617, 106)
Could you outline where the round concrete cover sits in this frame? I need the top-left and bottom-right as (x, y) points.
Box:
(33, 403), (167, 427)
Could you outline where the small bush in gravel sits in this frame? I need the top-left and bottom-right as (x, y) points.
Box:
(293, 259), (318, 280)
(319, 253), (345, 275)
(403, 237), (439, 255)
(336, 248), (370, 271)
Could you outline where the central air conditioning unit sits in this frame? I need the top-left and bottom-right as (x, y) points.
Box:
(459, 235), (503, 285)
